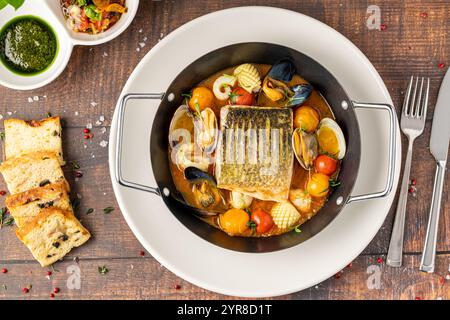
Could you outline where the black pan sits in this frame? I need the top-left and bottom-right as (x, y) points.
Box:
(115, 42), (396, 253)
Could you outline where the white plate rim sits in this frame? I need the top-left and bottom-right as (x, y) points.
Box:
(108, 6), (401, 297)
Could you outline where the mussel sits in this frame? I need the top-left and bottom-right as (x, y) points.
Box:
(286, 83), (313, 107)
(292, 128), (318, 170)
(184, 167), (225, 211)
(193, 107), (219, 153)
(267, 58), (297, 82)
(262, 58), (297, 102)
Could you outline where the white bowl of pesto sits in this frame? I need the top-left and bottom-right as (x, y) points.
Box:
(0, 0), (138, 90)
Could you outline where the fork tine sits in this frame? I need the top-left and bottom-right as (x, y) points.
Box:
(403, 76), (414, 116)
(409, 77), (419, 116)
(414, 77), (424, 117)
(420, 78), (430, 119)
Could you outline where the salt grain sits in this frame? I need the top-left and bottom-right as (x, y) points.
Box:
(28, 97), (33, 103)
(74, 111), (79, 116)
(136, 47), (140, 52)
(99, 140), (108, 147)
(143, 37), (147, 41)
(33, 96), (39, 101)
(86, 123), (93, 129)
(99, 115), (105, 122)
(102, 52), (108, 57)
(90, 101), (98, 107)
(138, 28), (142, 33)
(7, 112), (12, 116)
(95, 120), (102, 126)
(0, 115), (3, 120)
(139, 42), (145, 48)
(100, 127), (107, 134)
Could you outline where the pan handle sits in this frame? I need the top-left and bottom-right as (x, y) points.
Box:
(346, 101), (397, 204)
(114, 93), (165, 195)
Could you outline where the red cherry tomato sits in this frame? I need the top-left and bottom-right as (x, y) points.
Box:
(251, 209), (274, 234)
(314, 154), (338, 175)
(230, 87), (254, 106)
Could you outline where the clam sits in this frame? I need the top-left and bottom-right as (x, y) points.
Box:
(193, 107), (219, 153)
(168, 104), (192, 147)
(292, 128), (318, 170)
(174, 143), (211, 172)
(184, 167), (225, 211)
(286, 83), (313, 107)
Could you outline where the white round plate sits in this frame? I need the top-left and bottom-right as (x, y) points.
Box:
(108, 7), (401, 297)
(0, 0), (138, 90)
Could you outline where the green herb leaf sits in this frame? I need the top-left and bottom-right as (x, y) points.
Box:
(247, 220), (257, 233)
(84, 4), (101, 21)
(329, 179), (341, 188)
(98, 265), (109, 275)
(294, 225), (302, 233)
(86, 208), (94, 215)
(0, 0), (7, 10)
(6, 0), (24, 10)
(3, 217), (14, 226)
(228, 91), (241, 103)
(0, 132), (5, 141)
(181, 92), (192, 100)
(46, 112), (52, 118)
(71, 198), (80, 211)
(103, 207), (114, 214)
(77, 0), (87, 6)
(71, 161), (80, 170)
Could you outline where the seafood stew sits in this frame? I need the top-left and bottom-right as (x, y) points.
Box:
(168, 59), (348, 238)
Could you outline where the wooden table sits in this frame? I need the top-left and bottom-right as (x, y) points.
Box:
(0, 0), (449, 300)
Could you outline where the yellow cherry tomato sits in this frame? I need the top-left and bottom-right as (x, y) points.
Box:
(219, 208), (250, 235)
(306, 173), (330, 197)
(189, 87), (214, 112)
(294, 106), (320, 133)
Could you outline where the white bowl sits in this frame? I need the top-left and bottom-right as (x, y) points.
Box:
(0, 0), (139, 90)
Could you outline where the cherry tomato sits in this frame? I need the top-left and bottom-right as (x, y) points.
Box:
(315, 154), (338, 175)
(230, 87), (254, 106)
(294, 106), (320, 133)
(251, 209), (274, 234)
(220, 209), (249, 235)
(189, 87), (214, 112)
(307, 173), (330, 198)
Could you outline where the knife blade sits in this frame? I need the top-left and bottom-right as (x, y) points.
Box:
(430, 69), (450, 161)
(420, 69), (450, 273)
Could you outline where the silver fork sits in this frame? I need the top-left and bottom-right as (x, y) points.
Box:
(387, 76), (429, 267)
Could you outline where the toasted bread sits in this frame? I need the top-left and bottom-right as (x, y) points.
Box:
(4, 117), (64, 165)
(0, 151), (66, 194)
(5, 180), (71, 227)
(16, 208), (90, 267)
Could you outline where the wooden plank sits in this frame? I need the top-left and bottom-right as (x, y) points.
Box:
(0, 254), (448, 299)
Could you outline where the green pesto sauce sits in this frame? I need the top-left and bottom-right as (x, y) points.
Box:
(0, 15), (58, 76)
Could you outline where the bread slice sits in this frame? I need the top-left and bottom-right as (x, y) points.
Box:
(5, 180), (71, 227)
(16, 207), (90, 267)
(4, 117), (65, 165)
(0, 151), (66, 194)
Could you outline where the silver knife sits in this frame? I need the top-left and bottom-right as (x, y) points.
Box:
(419, 69), (450, 273)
